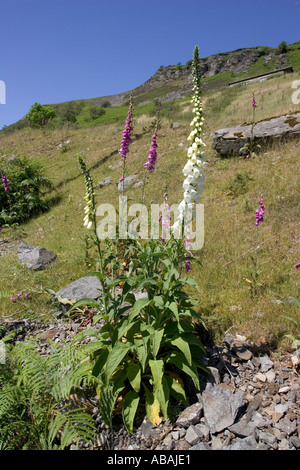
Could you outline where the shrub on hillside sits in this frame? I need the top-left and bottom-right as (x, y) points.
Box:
(89, 106), (106, 120)
(59, 101), (84, 124)
(278, 41), (288, 54)
(26, 102), (56, 127)
(0, 156), (53, 225)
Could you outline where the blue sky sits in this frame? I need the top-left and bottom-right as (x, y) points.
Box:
(0, 0), (299, 129)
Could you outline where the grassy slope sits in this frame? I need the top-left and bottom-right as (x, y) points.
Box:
(0, 67), (299, 349)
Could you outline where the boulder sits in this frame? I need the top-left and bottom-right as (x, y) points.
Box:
(202, 384), (245, 434)
(55, 276), (102, 302)
(17, 242), (57, 270)
(212, 112), (300, 157)
(118, 174), (138, 191)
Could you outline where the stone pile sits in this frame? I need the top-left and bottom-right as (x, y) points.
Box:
(1, 314), (299, 451)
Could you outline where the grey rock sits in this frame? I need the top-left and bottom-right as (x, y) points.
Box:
(171, 431), (179, 441)
(228, 420), (255, 438)
(250, 411), (268, 429)
(290, 436), (300, 449)
(220, 435), (268, 451)
(212, 112), (300, 157)
(184, 425), (202, 446)
(223, 333), (252, 361)
(190, 442), (211, 450)
(118, 175), (138, 191)
(258, 431), (278, 449)
(97, 176), (112, 187)
(202, 385), (245, 433)
(176, 402), (203, 428)
(133, 181), (144, 189)
(211, 437), (224, 450)
(17, 242), (57, 270)
(194, 422), (210, 440)
(276, 416), (297, 436)
(56, 276), (102, 301)
(259, 354), (274, 372)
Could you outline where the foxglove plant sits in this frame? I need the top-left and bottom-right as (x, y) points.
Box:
(144, 126), (158, 173)
(119, 95), (134, 191)
(78, 156), (95, 231)
(255, 195), (265, 226)
(78, 155), (109, 315)
(172, 45), (206, 266)
(141, 102), (161, 202)
(249, 194), (265, 296)
(1, 172), (9, 192)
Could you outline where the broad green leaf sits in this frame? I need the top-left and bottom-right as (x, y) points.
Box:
(133, 333), (150, 372)
(153, 295), (164, 307)
(127, 361), (141, 393)
(167, 301), (179, 321)
(105, 342), (131, 382)
(150, 329), (164, 359)
(166, 351), (200, 389)
(122, 390), (140, 434)
(149, 359), (164, 389)
(155, 376), (169, 420)
(169, 336), (192, 365)
(128, 297), (151, 322)
(164, 321), (193, 336)
(92, 348), (109, 377)
(144, 384), (162, 426)
(179, 277), (200, 290)
(68, 298), (101, 313)
(164, 375), (189, 406)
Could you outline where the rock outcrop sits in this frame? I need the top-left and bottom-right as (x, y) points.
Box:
(17, 242), (57, 270)
(212, 112), (300, 157)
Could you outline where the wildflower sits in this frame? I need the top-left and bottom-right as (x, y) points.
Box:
(119, 97), (134, 159)
(17, 292), (23, 298)
(172, 45), (206, 239)
(78, 156), (95, 230)
(1, 172), (9, 192)
(185, 255), (191, 272)
(184, 237), (194, 272)
(255, 195), (265, 226)
(24, 292), (30, 298)
(144, 127), (158, 173)
(119, 176), (124, 183)
(252, 94), (257, 108)
(294, 263), (300, 269)
(10, 296), (16, 302)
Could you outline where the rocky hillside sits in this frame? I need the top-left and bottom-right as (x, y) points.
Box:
(92, 42), (300, 107)
(3, 41), (299, 132)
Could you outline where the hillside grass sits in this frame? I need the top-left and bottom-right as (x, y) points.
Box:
(0, 70), (300, 349)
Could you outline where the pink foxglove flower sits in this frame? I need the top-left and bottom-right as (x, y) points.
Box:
(144, 127), (158, 173)
(294, 263), (300, 269)
(119, 99), (134, 159)
(252, 94), (257, 108)
(1, 172), (9, 192)
(255, 195), (265, 226)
